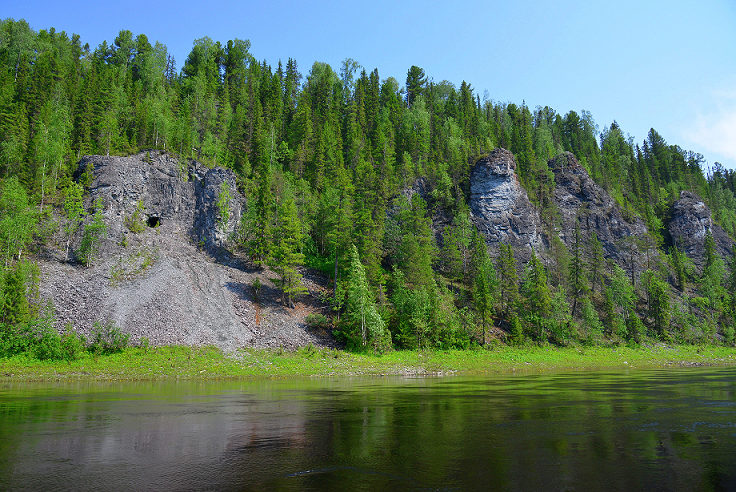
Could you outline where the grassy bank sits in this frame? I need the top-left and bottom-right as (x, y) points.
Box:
(1, 344), (735, 381)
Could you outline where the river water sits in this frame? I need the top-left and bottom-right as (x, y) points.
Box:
(1, 368), (735, 491)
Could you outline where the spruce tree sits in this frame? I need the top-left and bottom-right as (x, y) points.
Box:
(497, 243), (519, 320)
(569, 221), (589, 316)
(587, 231), (605, 294)
(521, 251), (552, 339)
(470, 229), (497, 344)
(346, 244), (388, 350)
(269, 196), (306, 307)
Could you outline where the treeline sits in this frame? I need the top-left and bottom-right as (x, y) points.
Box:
(2, 19), (736, 353)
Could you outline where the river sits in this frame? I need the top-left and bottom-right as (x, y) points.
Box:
(1, 368), (735, 491)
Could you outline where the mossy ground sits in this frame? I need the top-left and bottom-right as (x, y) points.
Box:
(1, 344), (734, 381)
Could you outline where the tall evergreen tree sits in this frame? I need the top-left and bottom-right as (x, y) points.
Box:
(345, 244), (389, 350)
(269, 195), (306, 307)
(521, 251), (551, 339)
(471, 229), (497, 344)
(496, 243), (519, 319)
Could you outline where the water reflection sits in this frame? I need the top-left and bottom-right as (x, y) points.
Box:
(1, 369), (735, 491)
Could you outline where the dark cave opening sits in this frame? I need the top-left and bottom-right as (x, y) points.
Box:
(147, 216), (161, 228)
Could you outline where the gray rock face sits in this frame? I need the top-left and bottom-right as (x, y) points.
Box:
(669, 191), (734, 268)
(469, 148), (543, 261)
(550, 152), (648, 263)
(39, 151), (335, 351)
(76, 151), (242, 251)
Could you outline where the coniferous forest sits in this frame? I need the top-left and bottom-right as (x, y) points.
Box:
(2, 19), (736, 356)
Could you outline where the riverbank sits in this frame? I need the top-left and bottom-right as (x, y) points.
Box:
(1, 344), (735, 381)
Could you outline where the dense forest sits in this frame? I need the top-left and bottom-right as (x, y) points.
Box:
(2, 18), (736, 356)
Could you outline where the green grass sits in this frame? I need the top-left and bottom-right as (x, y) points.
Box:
(1, 344), (735, 381)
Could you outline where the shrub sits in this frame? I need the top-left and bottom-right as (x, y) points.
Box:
(78, 198), (107, 267)
(124, 201), (146, 233)
(0, 323), (32, 357)
(61, 325), (87, 361)
(306, 313), (329, 330)
(251, 277), (262, 299)
(88, 319), (130, 355)
(28, 302), (63, 360)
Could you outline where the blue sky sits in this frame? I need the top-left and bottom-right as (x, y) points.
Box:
(5, 0), (736, 170)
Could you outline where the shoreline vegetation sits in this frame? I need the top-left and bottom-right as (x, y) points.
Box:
(1, 345), (734, 382)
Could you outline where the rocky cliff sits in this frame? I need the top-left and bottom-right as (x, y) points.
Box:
(76, 151), (242, 252)
(469, 148), (543, 261)
(669, 190), (734, 269)
(468, 149), (658, 277)
(549, 152), (649, 264)
(39, 152), (334, 351)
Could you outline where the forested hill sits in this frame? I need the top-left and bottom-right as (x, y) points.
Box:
(2, 19), (736, 352)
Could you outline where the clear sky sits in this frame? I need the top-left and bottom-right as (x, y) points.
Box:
(5, 0), (736, 170)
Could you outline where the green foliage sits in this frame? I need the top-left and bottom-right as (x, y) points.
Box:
(626, 314), (646, 344)
(29, 303), (64, 360)
(268, 195), (307, 306)
(306, 313), (330, 330)
(388, 267), (470, 350)
(509, 313), (524, 346)
(110, 247), (158, 286)
(580, 297), (604, 344)
(642, 269), (671, 338)
(0, 176), (38, 267)
(251, 277), (262, 299)
(470, 229), (497, 344)
(344, 245), (390, 351)
(609, 264), (635, 322)
(78, 197), (107, 266)
(587, 231), (605, 294)
(1, 20), (736, 352)
(0, 263), (30, 326)
(124, 200), (146, 233)
(61, 324), (87, 361)
(216, 181), (232, 232)
(520, 252), (552, 340)
(700, 230), (726, 318)
(496, 243), (519, 320)
(549, 289), (572, 345)
(442, 210), (473, 284)
(669, 245), (693, 292)
(88, 319), (130, 355)
(63, 182), (85, 260)
(0, 300), (85, 362)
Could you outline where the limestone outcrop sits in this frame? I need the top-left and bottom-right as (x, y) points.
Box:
(38, 151), (334, 351)
(669, 191), (734, 268)
(75, 151), (242, 252)
(549, 152), (648, 264)
(469, 148), (543, 261)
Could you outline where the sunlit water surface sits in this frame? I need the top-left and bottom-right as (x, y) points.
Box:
(1, 368), (735, 491)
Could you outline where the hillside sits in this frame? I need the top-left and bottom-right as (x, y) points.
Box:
(2, 20), (736, 356)
(21, 148), (732, 353)
(36, 151), (336, 351)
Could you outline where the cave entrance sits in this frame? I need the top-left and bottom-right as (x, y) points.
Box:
(147, 216), (161, 228)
